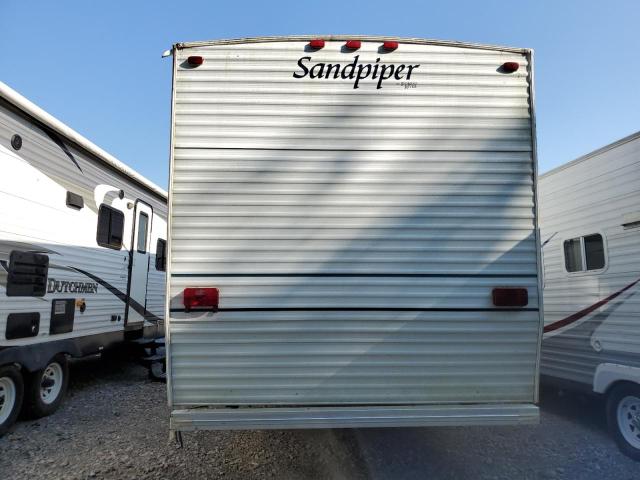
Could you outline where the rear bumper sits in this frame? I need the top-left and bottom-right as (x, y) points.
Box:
(170, 403), (539, 431)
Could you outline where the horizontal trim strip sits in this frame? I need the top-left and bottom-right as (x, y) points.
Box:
(170, 307), (539, 313)
(171, 273), (537, 278)
(175, 147), (531, 153)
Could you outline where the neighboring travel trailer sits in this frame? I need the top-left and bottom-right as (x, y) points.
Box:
(539, 131), (640, 459)
(164, 36), (543, 435)
(0, 82), (168, 435)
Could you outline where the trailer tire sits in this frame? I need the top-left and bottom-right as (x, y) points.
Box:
(606, 382), (640, 461)
(23, 354), (69, 419)
(0, 365), (24, 436)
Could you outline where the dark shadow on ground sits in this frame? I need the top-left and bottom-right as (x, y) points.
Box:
(539, 383), (608, 435)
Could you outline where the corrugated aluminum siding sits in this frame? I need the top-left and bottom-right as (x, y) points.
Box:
(540, 133), (640, 386)
(168, 38), (540, 407)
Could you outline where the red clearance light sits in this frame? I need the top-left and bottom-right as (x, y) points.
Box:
(183, 287), (219, 311)
(309, 39), (325, 49)
(187, 56), (204, 66)
(501, 61), (519, 73)
(345, 40), (361, 50)
(382, 41), (398, 51)
(492, 288), (528, 307)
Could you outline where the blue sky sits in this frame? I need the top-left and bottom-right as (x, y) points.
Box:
(2, 0), (638, 188)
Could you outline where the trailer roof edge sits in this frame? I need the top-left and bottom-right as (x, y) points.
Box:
(540, 130), (640, 179)
(0, 81), (167, 201)
(174, 35), (530, 54)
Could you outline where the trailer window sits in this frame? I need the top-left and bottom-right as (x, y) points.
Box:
(584, 234), (605, 270)
(156, 239), (167, 271)
(96, 204), (124, 250)
(563, 238), (582, 272)
(137, 213), (149, 253)
(564, 234), (605, 272)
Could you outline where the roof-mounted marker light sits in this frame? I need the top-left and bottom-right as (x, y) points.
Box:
(382, 41), (399, 52)
(345, 40), (361, 50)
(183, 287), (219, 312)
(309, 39), (325, 49)
(492, 287), (529, 307)
(187, 56), (204, 66)
(501, 62), (519, 73)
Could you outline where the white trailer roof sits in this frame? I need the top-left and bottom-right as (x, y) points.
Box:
(541, 130), (640, 179)
(0, 81), (167, 201)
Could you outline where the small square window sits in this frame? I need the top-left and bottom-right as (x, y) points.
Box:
(563, 233), (606, 273)
(97, 204), (124, 250)
(156, 239), (167, 271)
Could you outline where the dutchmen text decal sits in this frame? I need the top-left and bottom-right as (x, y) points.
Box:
(47, 278), (98, 294)
(293, 55), (420, 89)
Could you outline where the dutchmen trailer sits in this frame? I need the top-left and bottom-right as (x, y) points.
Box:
(0, 82), (167, 435)
(540, 131), (640, 459)
(165, 36), (543, 434)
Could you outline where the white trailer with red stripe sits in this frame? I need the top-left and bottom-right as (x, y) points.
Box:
(164, 36), (543, 434)
(539, 131), (640, 460)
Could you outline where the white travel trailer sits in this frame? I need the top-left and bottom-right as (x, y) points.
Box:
(540, 131), (640, 459)
(165, 36), (543, 435)
(0, 82), (168, 434)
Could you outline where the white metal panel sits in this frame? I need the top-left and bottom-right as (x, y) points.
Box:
(168, 38), (540, 410)
(0, 81), (167, 200)
(0, 97), (167, 346)
(540, 132), (640, 387)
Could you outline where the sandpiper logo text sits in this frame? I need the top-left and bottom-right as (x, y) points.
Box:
(293, 55), (420, 89)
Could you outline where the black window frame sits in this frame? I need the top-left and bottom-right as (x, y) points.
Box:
(96, 204), (125, 250)
(155, 238), (167, 271)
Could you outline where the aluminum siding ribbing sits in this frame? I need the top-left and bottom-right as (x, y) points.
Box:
(540, 133), (640, 386)
(0, 97), (167, 345)
(168, 38), (540, 407)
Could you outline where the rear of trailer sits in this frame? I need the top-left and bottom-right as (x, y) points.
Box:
(165, 36), (542, 432)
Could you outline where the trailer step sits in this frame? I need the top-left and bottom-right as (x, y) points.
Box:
(130, 337), (165, 347)
(140, 354), (165, 364)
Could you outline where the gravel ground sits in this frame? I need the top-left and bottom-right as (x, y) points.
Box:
(1, 356), (638, 480)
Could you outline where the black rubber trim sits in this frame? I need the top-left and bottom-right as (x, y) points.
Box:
(171, 273), (538, 278)
(170, 307), (539, 313)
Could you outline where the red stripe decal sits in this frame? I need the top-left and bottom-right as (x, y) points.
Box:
(543, 277), (640, 333)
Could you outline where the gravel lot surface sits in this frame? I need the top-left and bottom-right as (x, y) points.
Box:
(1, 356), (638, 480)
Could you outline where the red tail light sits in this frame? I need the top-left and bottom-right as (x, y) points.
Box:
(501, 62), (519, 73)
(183, 287), (219, 311)
(382, 41), (398, 51)
(309, 39), (325, 49)
(345, 40), (361, 50)
(187, 56), (204, 66)
(492, 288), (528, 307)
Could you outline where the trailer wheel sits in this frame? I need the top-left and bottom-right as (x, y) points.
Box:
(23, 354), (69, 419)
(0, 365), (24, 436)
(607, 382), (640, 461)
